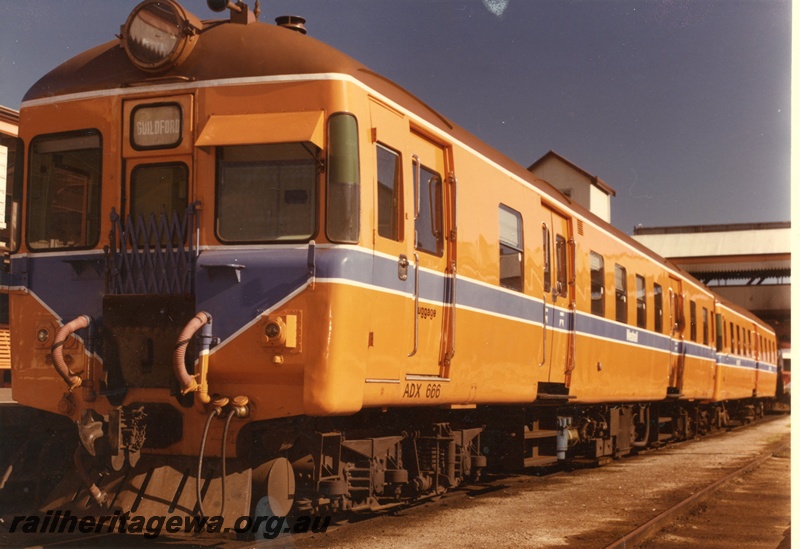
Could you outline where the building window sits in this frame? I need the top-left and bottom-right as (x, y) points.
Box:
(615, 264), (627, 323)
(499, 205), (523, 291)
(635, 275), (646, 328)
(590, 252), (604, 317)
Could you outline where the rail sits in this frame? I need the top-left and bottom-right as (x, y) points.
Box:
(604, 436), (791, 548)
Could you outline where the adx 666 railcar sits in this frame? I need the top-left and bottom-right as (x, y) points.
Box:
(8, 0), (780, 525)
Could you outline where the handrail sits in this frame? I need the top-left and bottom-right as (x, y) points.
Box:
(408, 253), (420, 357)
(412, 155), (421, 219)
(539, 221), (550, 367)
(538, 297), (548, 367)
(446, 261), (457, 363)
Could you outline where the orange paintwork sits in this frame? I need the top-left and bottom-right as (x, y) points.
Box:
(9, 17), (778, 465)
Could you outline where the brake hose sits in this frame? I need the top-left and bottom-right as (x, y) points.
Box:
(196, 408), (220, 517)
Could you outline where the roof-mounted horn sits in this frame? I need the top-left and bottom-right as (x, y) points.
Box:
(207, 0), (259, 24)
(275, 15), (307, 35)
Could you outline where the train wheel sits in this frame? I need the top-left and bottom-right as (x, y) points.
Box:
(252, 457), (295, 518)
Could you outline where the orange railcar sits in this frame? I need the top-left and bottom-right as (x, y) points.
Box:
(7, 0), (780, 524)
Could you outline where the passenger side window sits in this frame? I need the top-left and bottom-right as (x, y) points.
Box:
(690, 301), (697, 341)
(615, 264), (627, 323)
(736, 326), (741, 355)
(376, 144), (402, 241)
(653, 283), (663, 333)
(635, 275), (646, 328)
(702, 307), (709, 345)
(498, 205), (523, 291)
(590, 252), (604, 317)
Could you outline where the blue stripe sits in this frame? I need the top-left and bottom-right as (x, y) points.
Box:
(15, 246), (778, 375)
(716, 353), (777, 374)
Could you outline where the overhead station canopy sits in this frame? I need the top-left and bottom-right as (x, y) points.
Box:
(633, 222), (791, 284)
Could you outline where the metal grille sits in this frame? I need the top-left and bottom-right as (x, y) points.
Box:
(107, 203), (198, 295)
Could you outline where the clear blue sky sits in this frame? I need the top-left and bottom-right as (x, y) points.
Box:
(0, 0), (790, 234)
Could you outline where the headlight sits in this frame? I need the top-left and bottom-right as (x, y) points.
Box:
(36, 328), (50, 343)
(121, 0), (201, 73)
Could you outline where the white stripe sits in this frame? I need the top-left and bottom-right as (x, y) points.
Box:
(20, 71), (706, 294)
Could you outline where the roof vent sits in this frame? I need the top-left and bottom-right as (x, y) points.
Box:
(275, 15), (307, 34)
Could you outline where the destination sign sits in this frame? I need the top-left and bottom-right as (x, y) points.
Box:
(132, 104), (182, 149)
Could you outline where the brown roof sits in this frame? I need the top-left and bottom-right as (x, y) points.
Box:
(0, 105), (18, 127)
(528, 150), (617, 197)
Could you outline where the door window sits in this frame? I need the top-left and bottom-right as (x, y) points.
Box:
(615, 264), (627, 323)
(130, 163), (188, 245)
(376, 144), (402, 241)
(654, 283), (663, 332)
(413, 157), (442, 256)
(555, 235), (567, 297)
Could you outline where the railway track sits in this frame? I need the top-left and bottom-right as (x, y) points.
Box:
(606, 435), (791, 548)
(0, 414), (789, 548)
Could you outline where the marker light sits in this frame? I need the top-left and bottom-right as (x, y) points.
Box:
(265, 322), (282, 340)
(121, 0), (201, 73)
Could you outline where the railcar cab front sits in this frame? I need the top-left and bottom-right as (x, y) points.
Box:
(12, 0), (372, 430)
